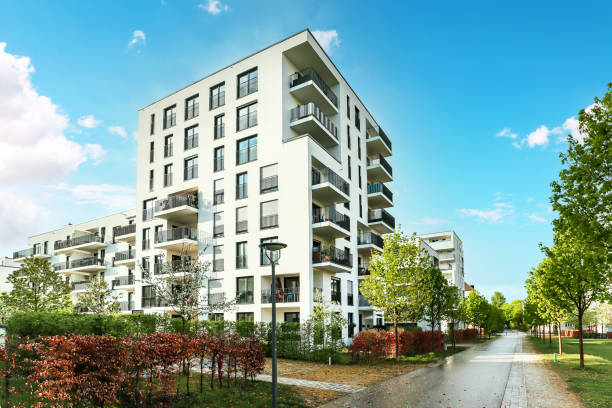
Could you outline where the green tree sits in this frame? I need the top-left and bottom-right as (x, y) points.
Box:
(490, 291), (507, 308)
(0, 296), (16, 325)
(360, 230), (430, 361)
(0, 257), (72, 312)
(459, 291), (489, 338)
(77, 274), (120, 314)
(421, 266), (459, 350)
(485, 305), (506, 335)
(311, 290), (347, 349)
(503, 299), (524, 330)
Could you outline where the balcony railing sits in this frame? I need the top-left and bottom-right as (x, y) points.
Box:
(312, 207), (350, 231)
(237, 146), (257, 165)
(72, 281), (91, 291)
(214, 157), (224, 172)
(53, 262), (68, 271)
(438, 252), (455, 260)
(54, 233), (102, 250)
(367, 183), (393, 202)
(142, 297), (170, 308)
(163, 173), (172, 187)
(290, 103), (338, 140)
(261, 288), (300, 303)
(13, 248), (34, 258)
(213, 224), (224, 237)
(208, 292), (225, 306)
(289, 68), (338, 108)
(154, 226), (199, 244)
(236, 256), (247, 269)
(367, 154), (392, 176)
(311, 167), (349, 195)
(184, 134), (199, 150)
(114, 224), (136, 238)
(261, 214), (278, 229)
(143, 208), (154, 221)
(115, 249), (135, 262)
(358, 232), (384, 248)
(154, 193), (198, 213)
(71, 256), (104, 269)
(186, 103), (199, 120)
(312, 245), (352, 268)
(112, 275), (134, 288)
(358, 264), (371, 276)
(238, 110), (257, 131)
(236, 183), (248, 199)
(367, 127), (392, 151)
(260, 175), (278, 193)
(368, 209), (395, 229)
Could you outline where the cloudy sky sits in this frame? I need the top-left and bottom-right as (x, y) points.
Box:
(1, 0), (611, 301)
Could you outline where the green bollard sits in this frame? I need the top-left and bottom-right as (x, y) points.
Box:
(554, 353), (557, 362)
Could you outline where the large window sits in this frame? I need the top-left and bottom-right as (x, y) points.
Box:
(260, 164), (278, 193)
(184, 125), (198, 150)
(331, 278), (341, 303)
(214, 114), (225, 139)
(260, 236), (279, 266)
(185, 95), (199, 120)
(214, 146), (224, 172)
(236, 276), (253, 304)
(150, 113), (155, 135)
(149, 141), (154, 163)
(142, 228), (150, 250)
(214, 179), (224, 205)
(260, 200), (278, 229)
(237, 312), (254, 322)
(149, 169), (154, 192)
(237, 135), (257, 165)
(236, 172), (248, 199)
(164, 135), (173, 158)
(184, 156), (198, 180)
(163, 105), (176, 129)
(347, 280), (354, 306)
(236, 242), (247, 269)
(213, 245), (224, 272)
(213, 211), (224, 238)
(237, 68), (258, 98)
(347, 125), (351, 149)
(142, 285), (155, 308)
(141, 257), (150, 278)
(284, 312), (300, 323)
(164, 164), (172, 187)
(143, 199), (155, 221)
(210, 82), (225, 109)
(236, 206), (248, 233)
(354, 106), (361, 130)
(237, 102), (257, 131)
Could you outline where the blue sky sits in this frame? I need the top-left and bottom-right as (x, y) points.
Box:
(1, 0), (611, 302)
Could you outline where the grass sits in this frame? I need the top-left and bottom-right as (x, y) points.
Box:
(529, 336), (612, 408)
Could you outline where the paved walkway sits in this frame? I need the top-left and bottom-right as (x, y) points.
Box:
(255, 374), (366, 393)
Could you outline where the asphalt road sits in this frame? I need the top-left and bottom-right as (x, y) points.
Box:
(323, 332), (523, 408)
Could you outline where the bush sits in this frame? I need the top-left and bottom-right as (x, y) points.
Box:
(350, 329), (444, 362)
(453, 328), (478, 342)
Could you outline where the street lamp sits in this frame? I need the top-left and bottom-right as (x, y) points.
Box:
(259, 241), (287, 408)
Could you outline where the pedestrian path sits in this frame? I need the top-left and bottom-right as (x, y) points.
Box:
(500, 335), (527, 408)
(255, 374), (366, 393)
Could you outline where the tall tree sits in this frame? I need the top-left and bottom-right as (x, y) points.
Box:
(459, 291), (489, 338)
(490, 291), (507, 308)
(0, 257), (72, 312)
(360, 230), (430, 361)
(421, 266), (459, 350)
(77, 274), (120, 314)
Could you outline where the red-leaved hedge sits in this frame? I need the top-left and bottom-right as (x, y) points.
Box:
(349, 329), (444, 362)
(453, 328), (478, 342)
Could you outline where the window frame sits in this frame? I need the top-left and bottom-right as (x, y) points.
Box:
(237, 67), (258, 98)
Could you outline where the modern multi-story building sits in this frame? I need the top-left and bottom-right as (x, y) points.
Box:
(0, 257), (19, 295)
(418, 231), (465, 292)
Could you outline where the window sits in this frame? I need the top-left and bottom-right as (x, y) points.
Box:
(143, 199), (155, 221)
(260, 200), (278, 229)
(164, 164), (172, 187)
(331, 278), (341, 303)
(237, 312), (254, 322)
(214, 114), (225, 139)
(164, 135), (173, 158)
(358, 165), (362, 188)
(346, 96), (350, 119)
(214, 179), (224, 205)
(236, 242), (247, 269)
(348, 312), (354, 337)
(236, 206), (248, 233)
(347, 280), (354, 306)
(149, 141), (154, 163)
(213, 211), (224, 237)
(213, 245), (224, 272)
(236, 172), (248, 199)
(260, 164), (278, 193)
(214, 146), (224, 172)
(237, 68), (258, 97)
(163, 105), (176, 129)
(184, 125), (198, 150)
(347, 126), (351, 149)
(184, 156), (198, 180)
(236, 276), (253, 304)
(285, 312), (300, 323)
(185, 95), (199, 120)
(358, 137), (361, 159)
(237, 135), (257, 164)
(142, 285), (155, 307)
(359, 194), (363, 218)
(149, 170), (154, 191)
(142, 228), (150, 250)
(210, 82), (225, 109)
(210, 313), (224, 321)
(237, 102), (257, 131)
(348, 156), (352, 180)
(260, 236), (279, 266)
(150, 114), (155, 135)
(153, 254), (162, 274)
(354, 107), (361, 130)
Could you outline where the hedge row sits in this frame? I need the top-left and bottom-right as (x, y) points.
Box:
(452, 328), (479, 342)
(349, 329), (444, 363)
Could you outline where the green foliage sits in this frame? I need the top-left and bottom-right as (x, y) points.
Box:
(490, 291), (507, 308)
(76, 274), (119, 314)
(502, 299), (525, 330)
(421, 266), (459, 338)
(459, 291), (489, 333)
(0, 257), (72, 313)
(485, 304), (506, 334)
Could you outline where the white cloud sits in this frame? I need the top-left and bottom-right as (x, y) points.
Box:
(198, 0), (229, 15)
(128, 30), (146, 48)
(457, 208), (513, 223)
(77, 114), (101, 128)
(493, 202), (514, 208)
(526, 213), (547, 223)
(49, 183), (136, 210)
(0, 42), (105, 184)
(0, 190), (47, 250)
(108, 125), (127, 138)
(526, 125), (551, 148)
(312, 30), (341, 53)
(496, 127), (517, 139)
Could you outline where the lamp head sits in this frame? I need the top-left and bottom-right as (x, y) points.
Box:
(259, 242), (287, 252)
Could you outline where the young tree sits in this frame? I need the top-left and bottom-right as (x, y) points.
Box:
(504, 299), (524, 330)
(421, 266), (459, 350)
(77, 274), (120, 314)
(311, 290), (347, 349)
(490, 291), (507, 308)
(0, 257), (72, 312)
(0, 296), (16, 326)
(459, 291), (489, 339)
(593, 302), (612, 333)
(360, 230), (430, 361)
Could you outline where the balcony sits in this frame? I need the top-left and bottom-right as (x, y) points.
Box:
(312, 207), (350, 239)
(114, 249), (135, 267)
(114, 224), (136, 244)
(142, 297), (170, 308)
(438, 252), (455, 262)
(368, 209), (395, 235)
(366, 154), (393, 183)
(54, 233), (106, 255)
(312, 245), (352, 273)
(12, 247), (50, 262)
(358, 263), (371, 276)
(153, 227), (201, 252)
(366, 127), (392, 157)
(289, 68), (338, 115)
(261, 288), (300, 305)
(311, 167), (349, 205)
(357, 232), (384, 254)
(67, 256), (105, 274)
(290, 103), (338, 147)
(154, 193), (198, 223)
(71, 281), (91, 291)
(367, 183), (393, 209)
(112, 275), (134, 289)
(154, 259), (193, 276)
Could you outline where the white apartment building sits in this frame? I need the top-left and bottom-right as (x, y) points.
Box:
(0, 257), (19, 295)
(10, 210), (137, 312)
(418, 231), (465, 292)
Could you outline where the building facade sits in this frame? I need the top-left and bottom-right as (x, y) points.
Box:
(418, 231), (465, 293)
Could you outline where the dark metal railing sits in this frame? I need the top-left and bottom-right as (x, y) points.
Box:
(367, 154), (392, 176)
(368, 209), (395, 229)
(367, 127), (392, 151)
(114, 224), (136, 238)
(358, 232), (384, 248)
(54, 233), (102, 250)
(236, 183), (248, 199)
(164, 143), (173, 158)
(214, 123), (225, 139)
(154, 226), (199, 243)
(154, 193), (198, 213)
(331, 289), (341, 303)
(312, 245), (352, 268)
(236, 256), (247, 269)
(312, 207), (350, 231)
(115, 249), (134, 262)
(185, 102), (199, 120)
(184, 133), (199, 150)
(112, 275), (134, 288)
(290, 103), (338, 139)
(289, 68), (338, 107)
(261, 288), (300, 303)
(142, 297), (170, 308)
(71, 256), (103, 269)
(311, 167), (349, 195)
(164, 173), (172, 187)
(238, 110), (257, 130)
(72, 281), (91, 291)
(367, 183), (393, 202)
(143, 208), (154, 221)
(119, 300), (135, 312)
(214, 157), (224, 172)
(358, 264), (371, 276)
(213, 224), (224, 237)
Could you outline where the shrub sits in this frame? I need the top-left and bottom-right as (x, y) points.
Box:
(453, 328), (478, 342)
(350, 329), (445, 362)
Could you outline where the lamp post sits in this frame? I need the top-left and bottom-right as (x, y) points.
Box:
(451, 307), (456, 351)
(259, 241), (287, 408)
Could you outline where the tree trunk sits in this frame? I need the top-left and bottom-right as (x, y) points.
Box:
(557, 321), (562, 355)
(394, 319), (399, 362)
(200, 358), (204, 393)
(431, 321), (435, 353)
(578, 312), (585, 368)
(548, 323), (552, 347)
(210, 354), (216, 389)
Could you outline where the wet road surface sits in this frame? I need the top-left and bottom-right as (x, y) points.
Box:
(323, 332), (524, 408)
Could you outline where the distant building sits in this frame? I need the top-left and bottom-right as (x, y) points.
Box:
(0, 257), (19, 294)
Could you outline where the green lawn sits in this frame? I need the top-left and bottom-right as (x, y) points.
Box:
(529, 336), (612, 408)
